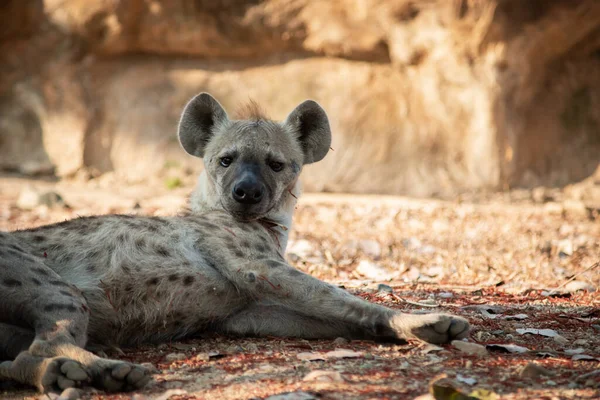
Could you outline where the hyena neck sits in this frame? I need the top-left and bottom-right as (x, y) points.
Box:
(189, 171), (301, 251)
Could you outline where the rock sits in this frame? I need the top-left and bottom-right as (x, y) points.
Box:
(376, 283), (394, 293)
(355, 260), (394, 281)
(357, 239), (382, 259)
(265, 392), (317, 400)
(17, 187), (65, 210)
(553, 335), (569, 346)
(2, 1), (600, 196)
(333, 337), (349, 345)
(564, 281), (596, 293)
(573, 339), (589, 346)
(287, 239), (316, 260)
(437, 292), (454, 299)
(562, 199), (587, 216)
(58, 388), (82, 400)
(303, 370), (344, 382)
(164, 352), (186, 362)
(520, 362), (554, 379)
(451, 341), (488, 357)
(245, 343), (259, 352)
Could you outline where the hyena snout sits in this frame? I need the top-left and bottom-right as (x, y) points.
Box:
(232, 174), (266, 205)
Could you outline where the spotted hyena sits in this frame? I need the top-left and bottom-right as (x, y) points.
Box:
(0, 93), (469, 394)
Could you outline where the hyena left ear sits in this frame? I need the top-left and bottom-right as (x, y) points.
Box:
(284, 100), (332, 164)
(178, 92), (229, 158)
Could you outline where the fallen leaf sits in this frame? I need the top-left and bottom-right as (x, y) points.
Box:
(297, 349), (363, 361)
(303, 370), (344, 382)
(324, 349), (363, 359)
(456, 374), (477, 385)
(486, 344), (529, 354)
(504, 314), (528, 320)
(516, 328), (560, 337)
(572, 354), (598, 361)
(297, 352), (326, 361)
(565, 348), (586, 355)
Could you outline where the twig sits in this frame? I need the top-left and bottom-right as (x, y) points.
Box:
(548, 261), (599, 295)
(391, 293), (439, 308)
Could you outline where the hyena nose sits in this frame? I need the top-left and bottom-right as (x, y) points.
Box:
(232, 180), (265, 204)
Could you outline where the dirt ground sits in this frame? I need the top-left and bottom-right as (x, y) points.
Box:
(0, 175), (599, 400)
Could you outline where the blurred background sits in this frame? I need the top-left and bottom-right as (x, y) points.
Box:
(1, 0), (599, 198)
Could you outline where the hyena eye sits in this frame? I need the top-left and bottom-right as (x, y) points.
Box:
(269, 161), (284, 172)
(220, 157), (233, 167)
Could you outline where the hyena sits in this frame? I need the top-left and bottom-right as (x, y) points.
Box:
(0, 93), (470, 394)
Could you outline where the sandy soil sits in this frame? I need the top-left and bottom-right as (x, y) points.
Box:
(0, 175), (598, 399)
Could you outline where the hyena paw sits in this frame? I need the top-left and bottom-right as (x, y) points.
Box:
(42, 358), (90, 392)
(90, 359), (152, 392)
(0, 353), (90, 393)
(392, 313), (470, 344)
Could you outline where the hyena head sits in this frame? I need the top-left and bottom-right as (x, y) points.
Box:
(178, 92), (331, 222)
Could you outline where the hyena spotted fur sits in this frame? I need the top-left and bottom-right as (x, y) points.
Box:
(0, 93), (469, 394)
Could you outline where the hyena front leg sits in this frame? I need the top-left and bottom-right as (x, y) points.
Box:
(219, 303), (388, 341)
(0, 244), (150, 392)
(227, 260), (469, 344)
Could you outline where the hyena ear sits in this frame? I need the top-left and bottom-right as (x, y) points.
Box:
(284, 100), (332, 164)
(178, 92), (229, 158)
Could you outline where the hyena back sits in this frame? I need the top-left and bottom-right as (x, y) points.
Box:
(0, 93), (469, 394)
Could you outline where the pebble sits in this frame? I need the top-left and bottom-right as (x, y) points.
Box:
(355, 260), (394, 281)
(438, 292), (454, 298)
(164, 352), (186, 362)
(520, 362), (554, 379)
(58, 388), (82, 400)
(17, 187), (65, 210)
(553, 335), (569, 345)
(303, 370), (344, 382)
(265, 391), (317, 400)
(451, 340), (488, 357)
(564, 281), (596, 293)
(333, 337), (349, 345)
(376, 283), (393, 293)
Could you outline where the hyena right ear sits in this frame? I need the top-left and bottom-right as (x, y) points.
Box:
(178, 93), (229, 158)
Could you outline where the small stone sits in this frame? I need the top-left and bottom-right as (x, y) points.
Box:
(245, 343), (259, 352)
(140, 362), (159, 373)
(58, 388), (82, 400)
(565, 348), (586, 355)
(562, 199), (587, 216)
(564, 281), (596, 293)
(438, 292), (454, 299)
(355, 260), (394, 281)
(265, 391), (317, 400)
(303, 370), (344, 382)
(545, 380), (557, 386)
(573, 339), (589, 346)
(358, 239), (382, 259)
(451, 341), (488, 357)
(164, 352), (186, 362)
(17, 187), (65, 210)
(553, 335), (569, 345)
(592, 324), (600, 331)
(333, 337), (349, 345)
(376, 283), (393, 293)
(520, 362), (553, 379)
(287, 240), (315, 260)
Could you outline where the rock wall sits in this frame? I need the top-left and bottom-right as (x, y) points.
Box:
(1, 0), (599, 196)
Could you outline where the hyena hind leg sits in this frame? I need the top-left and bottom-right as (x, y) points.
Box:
(0, 247), (150, 392)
